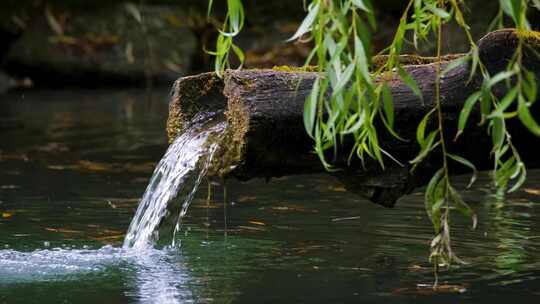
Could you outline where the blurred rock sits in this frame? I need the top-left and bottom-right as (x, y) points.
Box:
(0, 70), (16, 94)
(3, 4), (197, 87)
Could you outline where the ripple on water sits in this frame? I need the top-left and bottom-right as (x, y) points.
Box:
(0, 246), (195, 304)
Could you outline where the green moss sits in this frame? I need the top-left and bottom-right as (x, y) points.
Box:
(271, 65), (317, 72)
(166, 73), (221, 143)
(206, 95), (248, 177)
(517, 30), (540, 46)
(372, 54), (464, 70)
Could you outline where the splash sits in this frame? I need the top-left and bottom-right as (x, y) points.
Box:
(123, 115), (226, 249)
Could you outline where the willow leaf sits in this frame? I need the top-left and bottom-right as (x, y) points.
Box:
(398, 66), (423, 103)
(417, 108), (435, 147)
(426, 3), (451, 19)
(518, 95), (540, 136)
(287, 1), (320, 41)
(508, 162), (527, 192)
(304, 79), (320, 138)
(351, 0), (371, 12)
(447, 153), (477, 188)
(425, 168), (445, 223)
(449, 186), (477, 229)
(455, 91), (481, 139)
(382, 83), (394, 128)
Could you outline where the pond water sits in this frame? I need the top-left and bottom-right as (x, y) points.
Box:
(0, 89), (539, 303)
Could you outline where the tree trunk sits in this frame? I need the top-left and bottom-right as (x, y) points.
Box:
(167, 29), (540, 208)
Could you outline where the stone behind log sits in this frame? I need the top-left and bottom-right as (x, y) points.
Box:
(3, 4), (196, 87)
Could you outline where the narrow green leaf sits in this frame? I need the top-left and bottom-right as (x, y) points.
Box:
(417, 108), (435, 147)
(491, 117), (506, 150)
(508, 162), (527, 192)
(287, 1), (320, 41)
(426, 3), (451, 19)
(398, 66), (423, 103)
(523, 70), (538, 104)
(351, 0), (371, 12)
(334, 63), (355, 93)
(382, 83), (394, 127)
(231, 44), (245, 66)
(431, 198), (445, 233)
(469, 46), (479, 81)
(518, 95), (540, 137)
(207, 0), (214, 16)
(354, 36), (372, 85)
(533, 0), (540, 10)
(449, 186), (477, 229)
(455, 91), (481, 139)
(442, 55), (469, 76)
(304, 79), (320, 138)
(488, 86), (518, 118)
(487, 70), (516, 88)
(425, 168), (445, 222)
(410, 130), (439, 168)
(447, 153), (478, 188)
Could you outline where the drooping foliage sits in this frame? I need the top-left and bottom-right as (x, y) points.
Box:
(208, 0), (540, 282)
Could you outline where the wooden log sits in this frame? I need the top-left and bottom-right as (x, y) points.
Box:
(167, 29), (540, 208)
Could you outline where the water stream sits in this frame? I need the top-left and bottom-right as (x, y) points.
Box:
(123, 114), (226, 249)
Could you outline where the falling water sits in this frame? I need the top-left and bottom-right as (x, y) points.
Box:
(123, 115), (227, 249)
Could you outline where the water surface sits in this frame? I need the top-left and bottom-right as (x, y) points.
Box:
(1, 89), (539, 303)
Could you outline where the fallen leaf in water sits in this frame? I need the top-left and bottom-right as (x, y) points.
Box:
(91, 234), (124, 241)
(329, 186), (347, 192)
(524, 188), (540, 195)
(36, 142), (69, 153)
(237, 226), (266, 232)
(331, 216), (361, 222)
(48, 165), (78, 170)
(78, 160), (111, 172)
(237, 196), (257, 203)
(393, 283), (468, 295)
(102, 229), (123, 234)
(248, 220), (266, 226)
(272, 205), (318, 213)
(408, 264), (425, 272)
(2, 212), (13, 218)
(0, 153), (29, 162)
(45, 227), (84, 234)
(1, 185), (20, 189)
(123, 162), (155, 173)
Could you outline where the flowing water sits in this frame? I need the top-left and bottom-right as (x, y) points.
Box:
(123, 115), (226, 249)
(1, 89), (540, 303)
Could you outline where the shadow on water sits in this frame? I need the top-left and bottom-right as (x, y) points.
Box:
(1, 89), (540, 303)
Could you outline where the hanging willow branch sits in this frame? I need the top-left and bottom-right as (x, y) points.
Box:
(206, 0), (540, 281)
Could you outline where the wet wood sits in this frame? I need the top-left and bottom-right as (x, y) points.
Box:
(167, 29), (540, 208)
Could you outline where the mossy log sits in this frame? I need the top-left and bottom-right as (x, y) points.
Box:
(167, 29), (540, 208)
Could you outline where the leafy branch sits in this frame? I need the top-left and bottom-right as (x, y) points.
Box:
(207, 0), (540, 282)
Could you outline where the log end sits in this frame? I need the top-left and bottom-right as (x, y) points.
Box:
(166, 72), (225, 143)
